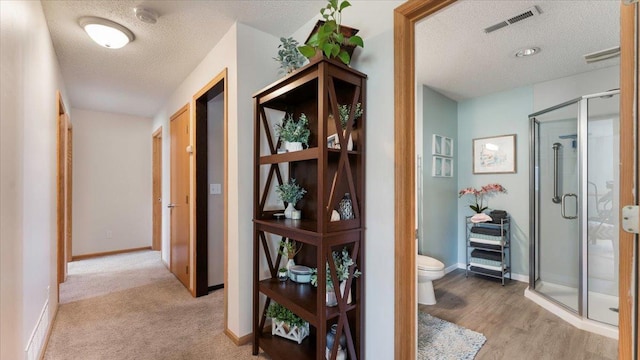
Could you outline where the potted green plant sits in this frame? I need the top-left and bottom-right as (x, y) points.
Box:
(329, 102), (363, 151)
(276, 178), (307, 219)
(278, 239), (303, 274)
(273, 37), (307, 75)
(310, 247), (361, 306)
(266, 302), (309, 344)
(275, 113), (310, 152)
(298, 0), (364, 65)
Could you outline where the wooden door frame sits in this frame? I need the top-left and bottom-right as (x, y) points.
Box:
(191, 69), (228, 301)
(66, 123), (73, 263)
(393, 1), (638, 359)
(169, 103), (190, 286)
(152, 126), (163, 251)
(619, 3), (638, 359)
(56, 90), (71, 288)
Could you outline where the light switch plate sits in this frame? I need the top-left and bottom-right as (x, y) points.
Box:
(210, 183), (222, 195)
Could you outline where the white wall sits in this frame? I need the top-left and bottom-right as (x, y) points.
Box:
(152, 23), (238, 284)
(457, 86), (533, 277)
(207, 95), (224, 287)
(0, 1), (69, 358)
(72, 108), (152, 256)
(420, 86), (459, 267)
(292, 2), (402, 358)
(151, 22), (282, 336)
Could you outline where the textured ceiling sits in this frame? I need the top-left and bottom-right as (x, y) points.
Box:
(41, 0), (325, 118)
(416, 0), (620, 101)
(43, 1), (621, 117)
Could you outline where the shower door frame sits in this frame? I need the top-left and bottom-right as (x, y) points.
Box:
(529, 89), (621, 321)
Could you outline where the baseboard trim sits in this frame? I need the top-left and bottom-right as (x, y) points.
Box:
(208, 284), (224, 292)
(224, 328), (252, 346)
(39, 304), (58, 360)
(72, 246), (152, 261)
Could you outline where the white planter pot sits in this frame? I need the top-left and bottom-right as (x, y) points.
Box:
(284, 141), (303, 152)
(271, 320), (309, 344)
(284, 202), (296, 219)
(326, 281), (352, 307)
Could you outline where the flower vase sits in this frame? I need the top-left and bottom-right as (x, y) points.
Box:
(338, 193), (354, 220)
(325, 324), (347, 360)
(343, 130), (353, 151)
(286, 258), (295, 278)
(339, 280), (352, 304)
(284, 203), (296, 219)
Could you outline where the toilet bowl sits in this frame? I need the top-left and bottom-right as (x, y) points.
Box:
(417, 255), (445, 305)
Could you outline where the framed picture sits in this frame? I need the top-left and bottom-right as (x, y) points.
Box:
(432, 134), (453, 157)
(432, 156), (453, 177)
(327, 133), (339, 149)
(472, 134), (516, 174)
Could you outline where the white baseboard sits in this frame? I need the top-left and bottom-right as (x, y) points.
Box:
(25, 300), (50, 360)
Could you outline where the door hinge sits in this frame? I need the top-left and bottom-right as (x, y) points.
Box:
(186, 265), (189, 275)
(186, 195), (189, 204)
(622, 205), (639, 234)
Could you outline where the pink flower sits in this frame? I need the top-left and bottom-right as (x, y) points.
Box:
(458, 184), (507, 213)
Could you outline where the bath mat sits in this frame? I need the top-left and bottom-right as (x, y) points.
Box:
(418, 312), (486, 360)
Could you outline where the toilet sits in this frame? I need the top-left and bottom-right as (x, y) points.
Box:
(417, 254), (445, 305)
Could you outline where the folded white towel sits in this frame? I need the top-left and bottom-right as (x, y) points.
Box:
(470, 213), (492, 223)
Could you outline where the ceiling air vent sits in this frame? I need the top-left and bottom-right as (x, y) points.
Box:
(484, 6), (542, 34)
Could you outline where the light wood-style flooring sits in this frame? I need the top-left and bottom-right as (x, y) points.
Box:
(421, 269), (617, 360)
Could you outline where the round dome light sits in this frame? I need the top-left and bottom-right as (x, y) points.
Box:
(79, 17), (134, 49)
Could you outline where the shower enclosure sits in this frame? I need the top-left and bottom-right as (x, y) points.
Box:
(529, 90), (619, 331)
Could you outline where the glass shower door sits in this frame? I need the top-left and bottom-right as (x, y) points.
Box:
(586, 93), (619, 326)
(531, 100), (581, 312)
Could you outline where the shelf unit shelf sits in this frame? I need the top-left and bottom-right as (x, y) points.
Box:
(253, 57), (366, 360)
(465, 216), (511, 285)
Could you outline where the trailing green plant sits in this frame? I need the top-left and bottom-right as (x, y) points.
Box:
(310, 247), (361, 289)
(278, 239), (302, 259)
(274, 37), (307, 75)
(265, 302), (306, 328)
(275, 113), (310, 145)
(298, 0), (364, 65)
(276, 178), (307, 205)
(337, 102), (363, 129)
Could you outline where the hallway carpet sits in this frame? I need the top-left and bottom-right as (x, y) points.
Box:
(44, 250), (268, 360)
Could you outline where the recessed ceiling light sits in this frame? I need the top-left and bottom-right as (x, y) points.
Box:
(79, 17), (134, 49)
(515, 47), (540, 58)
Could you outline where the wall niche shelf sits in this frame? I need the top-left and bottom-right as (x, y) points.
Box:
(252, 57), (366, 360)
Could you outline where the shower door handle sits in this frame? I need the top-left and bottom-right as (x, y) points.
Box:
(561, 193), (578, 219)
(552, 143), (562, 203)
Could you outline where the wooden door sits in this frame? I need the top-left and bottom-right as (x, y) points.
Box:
(65, 125), (73, 262)
(170, 105), (190, 288)
(152, 127), (162, 251)
(57, 90), (71, 285)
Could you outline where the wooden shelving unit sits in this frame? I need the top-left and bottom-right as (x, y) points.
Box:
(252, 57), (366, 360)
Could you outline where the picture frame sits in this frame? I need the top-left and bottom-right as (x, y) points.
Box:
(472, 134), (516, 174)
(432, 156), (453, 177)
(432, 134), (453, 157)
(327, 133), (339, 149)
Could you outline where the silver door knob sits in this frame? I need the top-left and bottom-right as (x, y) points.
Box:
(167, 203), (176, 208)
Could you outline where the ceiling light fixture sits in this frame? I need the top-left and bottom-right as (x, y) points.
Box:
(79, 16), (134, 49)
(515, 47), (540, 58)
